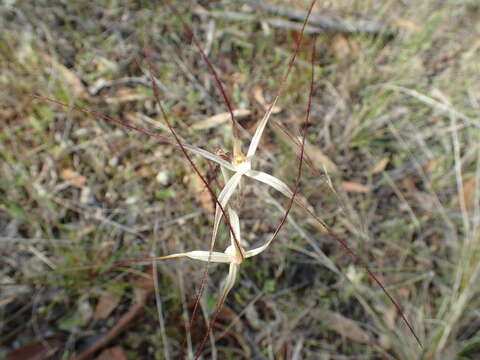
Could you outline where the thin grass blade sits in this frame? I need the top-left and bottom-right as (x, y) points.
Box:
(30, 95), (235, 171)
(194, 263), (239, 359)
(246, 0), (317, 158)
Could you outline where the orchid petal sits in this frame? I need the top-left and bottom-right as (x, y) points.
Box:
(145, 253), (188, 261)
(228, 208), (244, 246)
(245, 243), (269, 258)
(210, 172), (243, 253)
(182, 143), (236, 171)
(245, 170), (293, 199)
(219, 263), (239, 303)
(247, 102), (281, 158)
(145, 251), (231, 263)
(185, 251), (232, 263)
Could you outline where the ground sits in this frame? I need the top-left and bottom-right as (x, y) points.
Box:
(1, 1), (479, 359)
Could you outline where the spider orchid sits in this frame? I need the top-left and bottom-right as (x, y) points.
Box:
(155, 0), (318, 265)
(32, 0), (421, 351)
(140, 207), (279, 306)
(149, 0), (420, 346)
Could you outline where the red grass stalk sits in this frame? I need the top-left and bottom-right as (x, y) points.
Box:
(261, 43), (315, 264)
(30, 94), (173, 146)
(163, 0), (241, 146)
(143, 46), (247, 349)
(298, 202), (423, 347)
(32, 74), (243, 355)
(271, 119), (324, 177)
(193, 4), (317, 358)
(159, 1), (315, 353)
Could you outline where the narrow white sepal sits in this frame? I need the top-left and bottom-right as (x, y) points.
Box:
(245, 243), (270, 258)
(247, 101), (279, 157)
(210, 172), (243, 253)
(185, 251), (231, 263)
(219, 263), (239, 302)
(245, 170), (293, 198)
(228, 208), (241, 245)
(182, 143), (236, 171)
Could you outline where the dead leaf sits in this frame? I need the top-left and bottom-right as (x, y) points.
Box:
(456, 176), (478, 212)
(75, 266), (155, 360)
(198, 187), (214, 213)
(412, 190), (437, 211)
(190, 175), (214, 213)
(371, 157), (390, 175)
(106, 88), (148, 104)
(231, 72), (247, 85)
(285, 116), (306, 125)
(132, 268), (156, 303)
(217, 304), (244, 332)
(253, 85), (282, 114)
(341, 181), (371, 193)
(6, 338), (60, 360)
(395, 19), (420, 32)
(61, 168), (86, 188)
(303, 141), (339, 174)
(77, 223), (96, 238)
(245, 304), (261, 330)
(192, 109), (251, 130)
(124, 112), (169, 133)
(318, 309), (371, 344)
(271, 123), (339, 174)
(331, 34), (350, 58)
(402, 177), (417, 196)
(41, 53), (86, 97)
(379, 333), (393, 350)
(424, 156), (443, 174)
(95, 346), (128, 360)
(383, 304), (397, 330)
(94, 289), (123, 320)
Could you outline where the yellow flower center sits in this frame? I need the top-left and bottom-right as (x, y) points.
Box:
(225, 245), (244, 264)
(234, 153), (246, 165)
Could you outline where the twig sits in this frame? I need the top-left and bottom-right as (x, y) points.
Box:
(264, 18), (329, 35)
(244, 0), (394, 36)
(74, 266), (155, 360)
(88, 76), (152, 96)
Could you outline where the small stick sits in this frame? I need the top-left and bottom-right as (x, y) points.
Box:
(245, 0), (394, 36)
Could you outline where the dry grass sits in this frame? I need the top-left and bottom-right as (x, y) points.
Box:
(1, 1), (479, 359)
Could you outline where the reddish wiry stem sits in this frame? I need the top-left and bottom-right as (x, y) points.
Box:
(142, 45), (250, 351)
(32, 69), (243, 353)
(163, 0), (241, 144)
(159, 1), (246, 351)
(30, 94), (173, 146)
(271, 119), (324, 177)
(299, 202), (423, 347)
(194, 3), (318, 358)
(263, 40), (315, 258)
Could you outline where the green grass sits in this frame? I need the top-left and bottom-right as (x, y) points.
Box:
(1, 1), (479, 359)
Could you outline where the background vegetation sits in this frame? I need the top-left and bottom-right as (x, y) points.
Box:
(1, 0), (479, 359)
